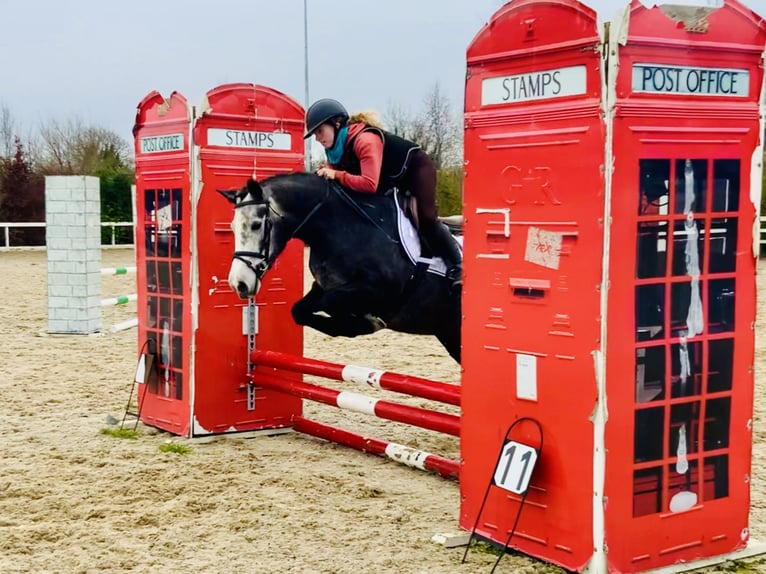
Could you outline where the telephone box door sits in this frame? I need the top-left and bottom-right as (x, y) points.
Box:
(603, 1), (766, 570)
(133, 91), (193, 436)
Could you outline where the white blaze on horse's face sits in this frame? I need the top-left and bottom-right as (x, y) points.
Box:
(228, 200), (270, 298)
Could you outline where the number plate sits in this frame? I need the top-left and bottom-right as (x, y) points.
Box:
(493, 440), (538, 495)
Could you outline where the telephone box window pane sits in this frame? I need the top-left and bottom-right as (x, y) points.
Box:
(704, 397), (731, 451)
(171, 261), (183, 295)
(709, 279), (735, 333)
(146, 334), (159, 395)
(639, 159), (670, 216)
(170, 224), (182, 258)
(146, 296), (158, 331)
(708, 218), (737, 274)
(174, 371), (184, 401)
(712, 160), (740, 213)
(172, 335), (184, 400)
(158, 319), (174, 397)
(668, 459), (698, 512)
(145, 261), (157, 293)
(671, 219), (705, 277)
(143, 189), (156, 219)
(637, 221), (668, 278)
(708, 339), (734, 393)
(669, 401), (700, 457)
(158, 370), (173, 399)
(156, 228), (170, 258)
(675, 159), (707, 215)
(704, 455), (729, 500)
(670, 341), (702, 398)
(157, 261), (171, 294)
(633, 467), (662, 517)
(144, 224), (157, 257)
(635, 407), (665, 463)
(670, 281), (698, 338)
(172, 298), (183, 333)
(159, 298), (171, 329)
(171, 188), (182, 220)
(636, 346), (665, 403)
(636, 284), (665, 342)
(157, 188), (172, 212)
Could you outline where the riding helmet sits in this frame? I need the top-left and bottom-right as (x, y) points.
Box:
(304, 98), (348, 139)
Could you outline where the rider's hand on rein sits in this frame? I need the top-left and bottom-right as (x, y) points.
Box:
(316, 167), (337, 180)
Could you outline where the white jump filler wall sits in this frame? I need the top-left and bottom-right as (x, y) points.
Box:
(45, 175), (101, 334)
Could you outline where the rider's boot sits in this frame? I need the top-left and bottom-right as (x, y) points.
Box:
(422, 221), (462, 293)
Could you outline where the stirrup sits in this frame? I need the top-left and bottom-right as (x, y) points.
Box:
(446, 265), (462, 292)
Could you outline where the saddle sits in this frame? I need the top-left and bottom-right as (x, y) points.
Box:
(330, 183), (458, 278)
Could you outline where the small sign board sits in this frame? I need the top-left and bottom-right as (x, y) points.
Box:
(493, 439), (539, 495)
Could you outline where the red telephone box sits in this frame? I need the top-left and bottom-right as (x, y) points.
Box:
(461, 0), (766, 572)
(604, 1), (765, 570)
(461, 1), (605, 570)
(192, 83), (304, 435)
(133, 91), (194, 435)
(132, 84), (305, 437)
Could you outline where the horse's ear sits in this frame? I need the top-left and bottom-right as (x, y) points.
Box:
(217, 189), (239, 204)
(246, 179), (264, 201)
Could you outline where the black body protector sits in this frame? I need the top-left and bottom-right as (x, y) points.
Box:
(335, 126), (420, 194)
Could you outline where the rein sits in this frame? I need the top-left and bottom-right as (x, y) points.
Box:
(329, 182), (399, 244)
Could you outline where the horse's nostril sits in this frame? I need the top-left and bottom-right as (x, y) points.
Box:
(237, 281), (249, 298)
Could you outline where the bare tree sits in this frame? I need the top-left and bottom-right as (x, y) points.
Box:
(37, 117), (130, 175)
(37, 117), (82, 174)
(384, 84), (462, 169)
(384, 101), (417, 139)
(419, 83), (462, 169)
(0, 104), (17, 159)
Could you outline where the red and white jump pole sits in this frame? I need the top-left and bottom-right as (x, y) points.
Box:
(249, 350), (461, 479)
(252, 372), (460, 436)
(251, 349), (460, 406)
(293, 417), (460, 479)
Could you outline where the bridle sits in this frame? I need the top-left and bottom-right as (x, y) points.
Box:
(232, 196), (272, 282)
(230, 182), (331, 284)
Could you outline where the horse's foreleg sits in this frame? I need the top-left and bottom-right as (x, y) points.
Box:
(437, 332), (461, 364)
(291, 283), (386, 338)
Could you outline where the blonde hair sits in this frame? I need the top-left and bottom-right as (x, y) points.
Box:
(348, 110), (383, 129)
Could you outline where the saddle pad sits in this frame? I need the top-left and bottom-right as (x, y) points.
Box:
(393, 192), (462, 277)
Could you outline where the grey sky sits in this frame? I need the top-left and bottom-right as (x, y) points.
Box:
(2, 0), (765, 146)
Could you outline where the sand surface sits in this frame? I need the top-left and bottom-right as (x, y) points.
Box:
(0, 248), (764, 573)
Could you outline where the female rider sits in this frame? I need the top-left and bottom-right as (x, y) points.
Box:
(304, 98), (462, 290)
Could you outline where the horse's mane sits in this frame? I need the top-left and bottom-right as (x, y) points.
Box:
(255, 172), (329, 208)
(260, 172), (322, 189)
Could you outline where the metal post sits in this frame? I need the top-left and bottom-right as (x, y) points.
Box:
(303, 0), (311, 172)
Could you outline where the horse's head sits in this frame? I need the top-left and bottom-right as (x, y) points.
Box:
(219, 179), (274, 298)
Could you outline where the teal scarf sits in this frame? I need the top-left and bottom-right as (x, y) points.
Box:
(325, 126), (348, 165)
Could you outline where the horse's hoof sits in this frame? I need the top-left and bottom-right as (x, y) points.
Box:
(367, 315), (387, 332)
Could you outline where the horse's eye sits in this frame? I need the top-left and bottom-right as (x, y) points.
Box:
(250, 220), (262, 231)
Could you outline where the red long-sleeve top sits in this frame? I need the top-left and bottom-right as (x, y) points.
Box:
(327, 123), (383, 194)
